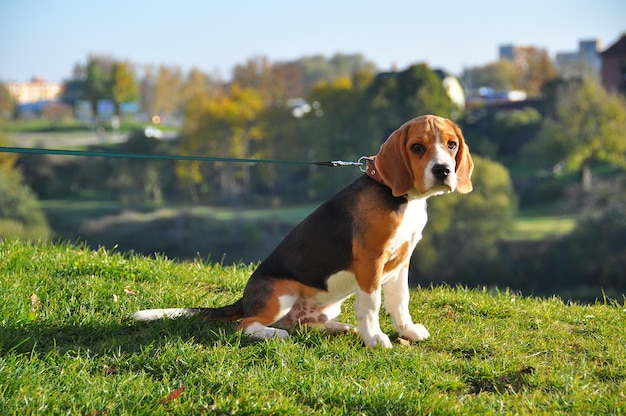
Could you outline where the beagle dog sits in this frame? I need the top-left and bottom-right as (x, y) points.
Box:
(134, 115), (473, 348)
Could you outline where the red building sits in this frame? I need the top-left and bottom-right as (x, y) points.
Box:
(601, 34), (626, 95)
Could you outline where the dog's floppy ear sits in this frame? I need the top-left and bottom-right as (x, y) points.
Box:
(375, 124), (413, 197)
(451, 122), (474, 194)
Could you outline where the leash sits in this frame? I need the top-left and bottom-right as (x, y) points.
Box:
(314, 159), (364, 168)
(0, 146), (369, 169)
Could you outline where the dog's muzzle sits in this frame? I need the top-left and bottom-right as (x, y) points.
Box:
(430, 164), (455, 192)
(432, 164), (451, 180)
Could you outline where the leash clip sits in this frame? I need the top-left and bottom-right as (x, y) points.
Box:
(330, 160), (362, 167)
(316, 159), (364, 167)
(357, 156), (372, 173)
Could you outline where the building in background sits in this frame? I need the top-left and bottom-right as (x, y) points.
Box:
(498, 44), (549, 69)
(433, 69), (465, 111)
(601, 33), (626, 95)
(556, 39), (602, 80)
(6, 77), (62, 104)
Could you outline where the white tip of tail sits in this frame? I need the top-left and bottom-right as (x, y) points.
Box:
(132, 308), (197, 321)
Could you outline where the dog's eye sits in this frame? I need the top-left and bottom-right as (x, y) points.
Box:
(447, 141), (457, 151)
(410, 143), (425, 155)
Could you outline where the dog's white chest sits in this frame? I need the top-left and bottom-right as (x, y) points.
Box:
(388, 198), (428, 252)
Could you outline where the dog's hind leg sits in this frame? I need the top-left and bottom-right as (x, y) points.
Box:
(242, 322), (290, 339)
(304, 300), (357, 334)
(239, 280), (298, 340)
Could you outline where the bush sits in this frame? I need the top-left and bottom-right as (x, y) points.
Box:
(0, 168), (50, 240)
(561, 209), (625, 285)
(461, 106), (542, 164)
(411, 156), (517, 285)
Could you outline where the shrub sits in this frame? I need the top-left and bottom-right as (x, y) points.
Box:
(0, 168), (50, 240)
(542, 199), (626, 291)
(411, 156), (517, 285)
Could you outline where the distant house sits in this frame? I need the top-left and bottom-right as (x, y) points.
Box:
(498, 44), (550, 70)
(6, 77), (62, 104)
(433, 69), (465, 110)
(601, 34), (626, 95)
(556, 39), (602, 80)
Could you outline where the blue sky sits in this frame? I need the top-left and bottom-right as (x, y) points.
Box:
(1, 0), (624, 83)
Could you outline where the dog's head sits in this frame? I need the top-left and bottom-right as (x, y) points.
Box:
(374, 115), (473, 197)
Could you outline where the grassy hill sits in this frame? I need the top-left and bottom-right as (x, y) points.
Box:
(1, 240), (625, 415)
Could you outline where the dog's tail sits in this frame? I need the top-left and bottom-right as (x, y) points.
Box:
(132, 299), (244, 322)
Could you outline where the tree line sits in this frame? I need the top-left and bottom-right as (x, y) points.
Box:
(1, 51), (625, 301)
(55, 53), (378, 119)
(52, 46), (556, 117)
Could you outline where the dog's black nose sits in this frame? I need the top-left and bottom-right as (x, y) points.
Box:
(432, 164), (451, 180)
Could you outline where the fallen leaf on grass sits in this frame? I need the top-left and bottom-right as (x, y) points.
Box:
(496, 366), (536, 384)
(396, 337), (411, 346)
(160, 386), (186, 404)
(470, 365), (536, 394)
(30, 293), (41, 312)
(102, 364), (117, 375)
(84, 409), (108, 416)
(123, 287), (136, 296)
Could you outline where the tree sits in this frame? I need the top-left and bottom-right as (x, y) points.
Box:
(365, 64), (458, 145)
(104, 131), (173, 203)
(234, 55), (300, 103)
(111, 62), (139, 114)
(538, 196), (626, 292)
(138, 65), (156, 116)
(524, 79), (626, 191)
(463, 59), (518, 91)
(0, 135), (50, 240)
(516, 47), (557, 97)
(255, 70), (375, 202)
(153, 65), (183, 117)
(233, 56), (278, 103)
(178, 83), (264, 202)
(294, 53), (378, 96)
(0, 83), (14, 119)
(464, 49), (556, 97)
(84, 56), (115, 114)
(400, 65), (459, 118)
(300, 77), (366, 197)
(180, 67), (217, 110)
(460, 106), (542, 163)
(0, 135), (18, 171)
(307, 76), (361, 159)
(271, 61), (306, 99)
(410, 156), (516, 285)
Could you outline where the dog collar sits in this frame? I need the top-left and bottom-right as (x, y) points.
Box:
(360, 156), (387, 187)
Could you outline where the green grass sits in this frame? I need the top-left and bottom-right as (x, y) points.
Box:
(40, 200), (319, 264)
(40, 199), (577, 257)
(40, 200), (318, 226)
(0, 119), (176, 134)
(1, 240), (625, 414)
(508, 215), (577, 241)
(0, 119), (91, 134)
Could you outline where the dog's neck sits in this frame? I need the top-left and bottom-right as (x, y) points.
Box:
(363, 156), (450, 203)
(363, 157), (387, 188)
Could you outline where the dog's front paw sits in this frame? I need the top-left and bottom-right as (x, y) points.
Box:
(399, 323), (430, 341)
(362, 332), (393, 348)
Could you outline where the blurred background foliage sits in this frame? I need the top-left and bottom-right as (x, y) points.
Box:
(1, 52), (625, 302)
(0, 135), (50, 240)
